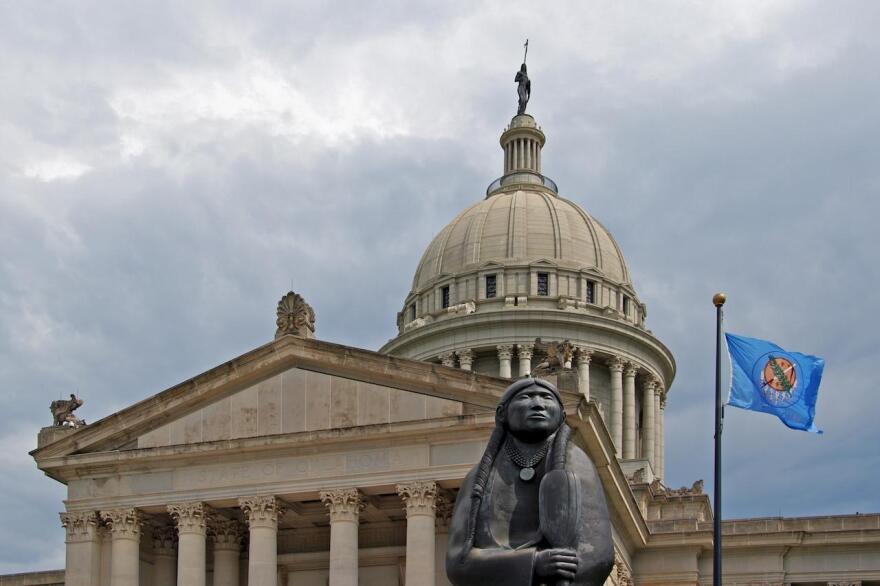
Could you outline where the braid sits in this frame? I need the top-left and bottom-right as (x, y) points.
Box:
(549, 421), (572, 471)
(464, 425), (506, 552)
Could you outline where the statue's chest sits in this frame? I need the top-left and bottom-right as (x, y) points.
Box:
(479, 455), (544, 549)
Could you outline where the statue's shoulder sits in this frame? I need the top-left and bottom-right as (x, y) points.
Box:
(564, 438), (602, 483)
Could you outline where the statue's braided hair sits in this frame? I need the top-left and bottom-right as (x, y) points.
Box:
(461, 377), (571, 554)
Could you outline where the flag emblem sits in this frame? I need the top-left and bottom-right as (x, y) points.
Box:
(758, 354), (799, 407)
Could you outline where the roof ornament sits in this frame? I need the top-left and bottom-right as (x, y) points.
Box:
(275, 291), (315, 339)
(515, 39), (531, 115)
(50, 393), (85, 428)
(531, 337), (575, 375)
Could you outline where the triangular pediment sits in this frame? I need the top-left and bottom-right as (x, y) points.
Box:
(32, 336), (507, 462)
(528, 258), (558, 268)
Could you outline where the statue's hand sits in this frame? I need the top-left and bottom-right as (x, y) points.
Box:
(534, 548), (578, 581)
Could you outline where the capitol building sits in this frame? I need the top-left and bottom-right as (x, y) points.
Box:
(7, 89), (879, 586)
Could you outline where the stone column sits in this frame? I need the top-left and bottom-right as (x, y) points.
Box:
(211, 518), (245, 586)
(654, 386), (663, 480)
(434, 493), (454, 586)
(168, 502), (210, 586)
(439, 351), (456, 368)
(622, 362), (637, 459)
(641, 377), (657, 469)
(152, 524), (177, 586)
(658, 389), (666, 480)
(100, 508), (144, 586)
(239, 496), (285, 586)
(60, 511), (102, 586)
(607, 357), (624, 456)
(397, 481), (437, 586)
(497, 345), (513, 378)
(575, 347), (593, 401)
(517, 344), (533, 377)
(456, 349), (474, 371)
(320, 488), (364, 586)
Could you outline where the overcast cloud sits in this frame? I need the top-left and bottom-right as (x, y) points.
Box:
(2, 0), (879, 573)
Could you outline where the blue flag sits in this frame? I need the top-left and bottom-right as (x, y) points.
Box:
(725, 333), (824, 434)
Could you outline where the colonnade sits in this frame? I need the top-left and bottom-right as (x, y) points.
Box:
(439, 343), (667, 478)
(61, 482), (451, 586)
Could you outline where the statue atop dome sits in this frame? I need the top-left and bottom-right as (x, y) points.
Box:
(515, 40), (531, 115)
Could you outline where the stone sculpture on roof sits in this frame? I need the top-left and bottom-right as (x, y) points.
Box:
(275, 291), (315, 339)
(50, 393), (85, 428)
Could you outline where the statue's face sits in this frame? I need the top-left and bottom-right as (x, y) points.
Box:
(505, 384), (563, 441)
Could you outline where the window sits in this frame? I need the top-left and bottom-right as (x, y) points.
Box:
(537, 273), (549, 296)
(622, 295), (630, 315)
(586, 280), (595, 304)
(441, 286), (450, 309)
(409, 303), (416, 321)
(485, 274), (497, 298)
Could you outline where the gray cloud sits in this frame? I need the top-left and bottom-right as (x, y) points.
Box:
(2, 0), (879, 572)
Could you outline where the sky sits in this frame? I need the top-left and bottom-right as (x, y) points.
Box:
(1, 0), (879, 574)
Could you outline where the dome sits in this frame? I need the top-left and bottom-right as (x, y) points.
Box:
(412, 189), (631, 291)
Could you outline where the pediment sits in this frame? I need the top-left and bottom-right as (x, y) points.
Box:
(528, 258), (558, 268)
(32, 336), (507, 461)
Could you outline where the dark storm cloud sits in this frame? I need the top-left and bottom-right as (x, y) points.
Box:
(1, 0), (878, 572)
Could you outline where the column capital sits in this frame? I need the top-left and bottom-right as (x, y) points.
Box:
(606, 356), (624, 372)
(210, 517), (246, 551)
(642, 377), (658, 392)
(575, 346), (594, 364)
(517, 343), (534, 360)
(496, 344), (513, 360)
(434, 492), (454, 533)
(397, 481), (438, 517)
(60, 511), (100, 541)
(239, 495), (286, 528)
(438, 351), (456, 368)
(168, 501), (212, 535)
(320, 487), (365, 522)
(152, 523), (177, 556)
(100, 508), (144, 540)
(623, 361), (638, 378)
(456, 349), (474, 369)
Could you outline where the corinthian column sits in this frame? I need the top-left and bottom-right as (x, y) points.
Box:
(607, 357), (624, 456)
(497, 345), (513, 378)
(168, 502), (210, 586)
(397, 481), (437, 586)
(434, 493), (454, 586)
(152, 524), (177, 586)
(320, 488), (365, 586)
(239, 496), (285, 586)
(211, 518), (245, 586)
(60, 511), (101, 586)
(100, 508), (144, 586)
(575, 347), (593, 401)
(658, 388), (667, 480)
(517, 344), (533, 377)
(641, 377), (657, 468)
(622, 362), (637, 459)
(456, 349), (474, 371)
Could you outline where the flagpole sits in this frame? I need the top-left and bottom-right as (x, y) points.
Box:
(713, 292), (726, 586)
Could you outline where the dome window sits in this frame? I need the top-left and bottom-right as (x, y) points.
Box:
(409, 303), (416, 321)
(441, 286), (450, 309)
(586, 280), (596, 304)
(486, 275), (497, 298)
(622, 295), (630, 316)
(537, 273), (549, 296)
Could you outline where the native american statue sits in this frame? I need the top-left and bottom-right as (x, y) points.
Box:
(446, 378), (614, 585)
(531, 338), (575, 374)
(50, 393), (85, 428)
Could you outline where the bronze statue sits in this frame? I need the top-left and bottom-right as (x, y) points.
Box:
(446, 378), (614, 585)
(516, 63), (531, 115)
(50, 393), (85, 427)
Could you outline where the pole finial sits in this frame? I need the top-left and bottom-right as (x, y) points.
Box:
(712, 292), (727, 307)
(523, 39), (529, 64)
